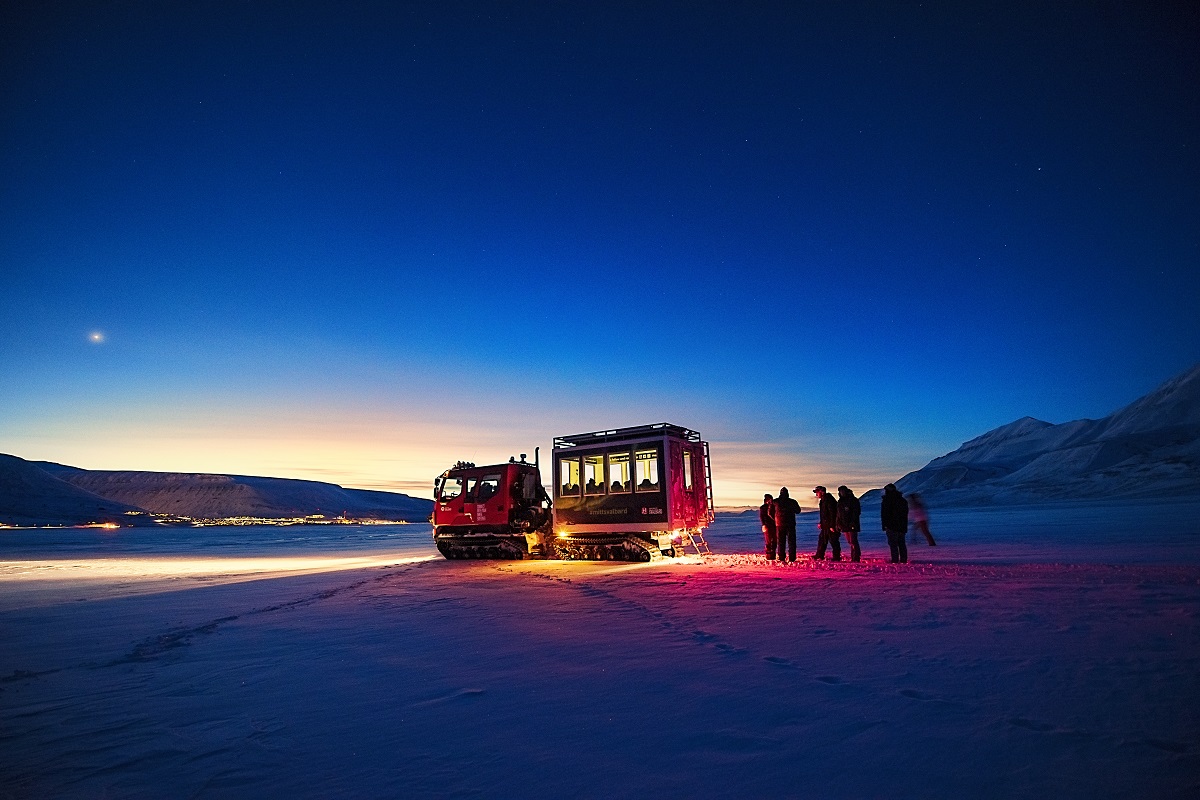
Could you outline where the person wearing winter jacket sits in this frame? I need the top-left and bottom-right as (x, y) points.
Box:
(813, 486), (841, 560)
(772, 487), (802, 562)
(759, 493), (778, 560)
(836, 485), (862, 562)
(881, 483), (909, 563)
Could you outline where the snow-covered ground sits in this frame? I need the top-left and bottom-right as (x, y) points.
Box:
(2, 504), (1198, 797)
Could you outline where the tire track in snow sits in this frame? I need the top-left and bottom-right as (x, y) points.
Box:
(4, 561), (435, 680)
(494, 564), (791, 663)
(495, 563), (1001, 705)
(498, 564), (877, 689)
(105, 560), (434, 667)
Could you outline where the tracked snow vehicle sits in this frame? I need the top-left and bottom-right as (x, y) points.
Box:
(432, 423), (714, 561)
(431, 455), (552, 559)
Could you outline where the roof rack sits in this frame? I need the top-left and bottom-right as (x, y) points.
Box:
(553, 423), (701, 449)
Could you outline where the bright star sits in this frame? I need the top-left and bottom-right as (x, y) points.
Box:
(89, 331), (105, 344)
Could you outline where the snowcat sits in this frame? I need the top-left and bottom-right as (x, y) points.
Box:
(431, 423), (714, 561)
(431, 454), (552, 559)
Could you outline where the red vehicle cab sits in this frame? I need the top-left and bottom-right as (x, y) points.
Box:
(432, 456), (550, 559)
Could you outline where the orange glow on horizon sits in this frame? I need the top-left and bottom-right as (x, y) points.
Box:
(2, 401), (911, 507)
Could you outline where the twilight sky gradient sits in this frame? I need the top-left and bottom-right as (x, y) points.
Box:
(2, 1), (1198, 505)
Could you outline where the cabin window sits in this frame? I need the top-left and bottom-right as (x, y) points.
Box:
(683, 449), (694, 492)
(439, 476), (464, 502)
(559, 458), (580, 496)
(584, 454), (605, 495)
(635, 447), (660, 492)
(475, 474), (501, 503)
(608, 451), (631, 493)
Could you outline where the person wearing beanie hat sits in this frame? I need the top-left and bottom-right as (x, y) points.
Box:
(813, 486), (840, 561)
(836, 485), (862, 562)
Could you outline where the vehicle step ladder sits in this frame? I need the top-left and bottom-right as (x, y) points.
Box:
(683, 440), (715, 557)
(684, 528), (712, 556)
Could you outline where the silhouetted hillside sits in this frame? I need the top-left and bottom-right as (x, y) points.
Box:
(0, 455), (150, 526)
(32, 463), (433, 522)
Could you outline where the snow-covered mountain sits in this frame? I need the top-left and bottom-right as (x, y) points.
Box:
(893, 364), (1200, 505)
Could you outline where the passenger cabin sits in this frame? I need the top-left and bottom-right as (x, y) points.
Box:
(552, 423), (714, 537)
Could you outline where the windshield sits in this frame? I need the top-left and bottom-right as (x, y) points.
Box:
(438, 476), (464, 502)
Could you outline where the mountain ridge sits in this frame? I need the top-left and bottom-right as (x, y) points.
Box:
(890, 364), (1200, 505)
(0, 454), (151, 526)
(1, 456), (432, 526)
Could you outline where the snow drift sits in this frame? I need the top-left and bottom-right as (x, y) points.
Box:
(2, 509), (1198, 798)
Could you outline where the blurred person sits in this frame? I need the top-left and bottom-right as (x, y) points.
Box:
(881, 484), (909, 563)
(772, 487), (802, 562)
(813, 486), (841, 561)
(908, 493), (936, 546)
(836, 485), (862, 562)
(760, 493), (778, 560)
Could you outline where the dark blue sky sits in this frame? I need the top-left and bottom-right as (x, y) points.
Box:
(2, 1), (1197, 502)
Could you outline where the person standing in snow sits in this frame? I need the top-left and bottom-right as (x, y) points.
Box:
(908, 493), (936, 546)
(760, 493), (778, 560)
(813, 486), (841, 560)
(881, 483), (909, 563)
(772, 487), (801, 562)
(836, 485), (862, 562)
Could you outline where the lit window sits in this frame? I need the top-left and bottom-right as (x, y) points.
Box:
(559, 458), (580, 496)
(584, 454), (605, 495)
(635, 448), (660, 492)
(683, 449), (694, 492)
(608, 451), (631, 493)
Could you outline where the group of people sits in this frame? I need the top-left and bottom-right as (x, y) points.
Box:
(758, 484), (936, 564)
